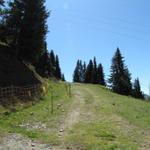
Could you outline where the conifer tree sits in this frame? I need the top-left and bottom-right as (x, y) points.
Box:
(6, 0), (49, 63)
(85, 60), (93, 83)
(37, 50), (50, 77)
(50, 50), (56, 66)
(109, 48), (132, 95)
(19, 0), (49, 63)
(132, 78), (144, 99)
(92, 57), (98, 84)
(35, 43), (52, 77)
(61, 74), (65, 81)
(73, 60), (85, 83)
(82, 61), (86, 83)
(79, 60), (83, 82)
(49, 50), (56, 75)
(124, 67), (132, 94)
(73, 60), (80, 82)
(55, 55), (61, 79)
(97, 63), (106, 86)
(0, 0), (21, 48)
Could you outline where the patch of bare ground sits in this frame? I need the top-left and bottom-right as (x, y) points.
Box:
(0, 134), (51, 150)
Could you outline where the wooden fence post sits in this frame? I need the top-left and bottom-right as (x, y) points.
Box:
(65, 84), (68, 93)
(68, 83), (71, 98)
(51, 89), (54, 114)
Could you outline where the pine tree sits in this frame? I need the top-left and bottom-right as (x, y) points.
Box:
(109, 48), (132, 95)
(37, 50), (50, 77)
(97, 63), (106, 86)
(49, 50), (56, 76)
(73, 60), (80, 82)
(132, 78), (144, 99)
(85, 60), (93, 83)
(92, 57), (98, 84)
(19, 0), (49, 63)
(123, 67), (132, 95)
(73, 60), (85, 83)
(82, 61), (86, 83)
(5, 0), (49, 63)
(0, 0), (22, 49)
(79, 60), (83, 82)
(3, 0), (24, 55)
(55, 55), (61, 79)
(35, 43), (51, 77)
(61, 74), (65, 81)
(50, 50), (56, 66)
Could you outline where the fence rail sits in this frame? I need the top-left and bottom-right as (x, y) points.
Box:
(0, 84), (48, 102)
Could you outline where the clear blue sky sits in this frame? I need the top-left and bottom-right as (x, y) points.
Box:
(45, 0), (150, 94)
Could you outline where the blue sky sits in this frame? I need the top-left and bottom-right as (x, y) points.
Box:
(45, 0), (150, 94)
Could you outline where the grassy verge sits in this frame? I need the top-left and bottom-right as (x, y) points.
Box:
(0, 83), (149, 149)
(65, 122), (137, 150)
(89, 84), (150, 129)
(64, 84), (150, 150)
(0, 80), (72, 144)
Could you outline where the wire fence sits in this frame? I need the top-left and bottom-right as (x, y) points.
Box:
(0, 84), (48, 103)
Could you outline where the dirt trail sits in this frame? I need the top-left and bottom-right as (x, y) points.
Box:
(52, 87), (86, 150)
(0, 84), (150, 150)
(59, 90), (85, 134)
(0, 84), (86, 150)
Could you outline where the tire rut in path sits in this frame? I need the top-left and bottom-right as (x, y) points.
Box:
(52, 89), (86, 150)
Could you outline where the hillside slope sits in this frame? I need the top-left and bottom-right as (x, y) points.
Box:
(0, 82), (150, 150)
(0, 44), (43, 87)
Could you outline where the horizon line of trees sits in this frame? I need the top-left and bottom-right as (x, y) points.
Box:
(0, 0), (65, 81)
(0, 1), (144, 98)
(36, 44), (65, 81)
(0, 0), (48, 63)
(73, 48), (144, 100)
(73, 57), (106, 86)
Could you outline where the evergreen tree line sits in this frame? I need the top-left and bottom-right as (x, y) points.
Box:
(0, 1), (144, 98)
(35, 45), (65, 81)
(0, 0), (48, 63)
(73, 48), (144, 99)
(73, 57), (106, 86)
(109, 48), (144, 99)
(0, 0), (65, 80)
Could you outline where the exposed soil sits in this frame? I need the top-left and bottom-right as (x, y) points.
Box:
(0, 134), (51, 150)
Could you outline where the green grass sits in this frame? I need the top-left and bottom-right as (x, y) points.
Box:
(65, 122), (137, 150)
(89, 84), (150, 129)
(64, 84), (150, 150)
(0, 80), (72, 144)
(0, 82), (150, 149)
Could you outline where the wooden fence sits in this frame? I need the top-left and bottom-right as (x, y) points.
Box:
(0, 84), (48, 103)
